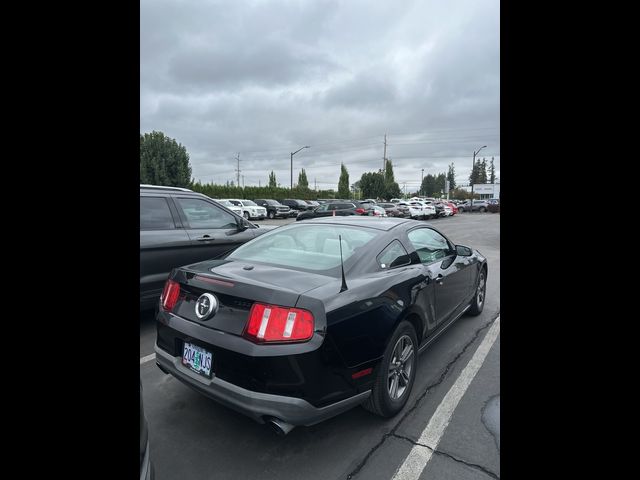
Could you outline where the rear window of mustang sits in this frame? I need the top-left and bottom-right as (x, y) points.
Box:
(228, 225), (379, 272)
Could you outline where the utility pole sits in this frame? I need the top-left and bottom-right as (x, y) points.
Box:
(235, 153), (241, 186)
(314, 178), (317, 191)
(258, 179), (261, 188)
(382, 133), (387, 175)
(470, 145), (487, 212)
(421, 168), (424, 196)
(242, 175), (245, 189)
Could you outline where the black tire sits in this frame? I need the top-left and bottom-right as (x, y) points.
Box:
(467, 268), (487, 316)
(479, 207), (486, 213)
(458, 207), (464, 213)
(268, 210), (275, 219)
(243, 211), (250, 220)
(362, 321), (418, 418)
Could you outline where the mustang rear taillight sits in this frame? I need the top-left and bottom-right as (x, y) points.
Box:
(160, 279), (181, 312)
(355, 208), (365, 215)
(243, 303), (314, 343)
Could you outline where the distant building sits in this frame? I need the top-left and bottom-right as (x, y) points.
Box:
(458, 183), (500, 199)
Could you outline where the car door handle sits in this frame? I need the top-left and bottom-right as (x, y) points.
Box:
(435, 274), (444, 285)
(195, 235), (215, 241)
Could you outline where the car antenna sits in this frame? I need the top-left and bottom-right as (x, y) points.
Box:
(339, 234), (348, 292)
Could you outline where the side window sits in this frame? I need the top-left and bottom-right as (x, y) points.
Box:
(140, 197), (176, 230)
(328, 204), (338, 210)
(316, 204), (328, 212)
(176, 198), (238, 229)
(377, 240), (411, 269)
(407, 228), (452, 264)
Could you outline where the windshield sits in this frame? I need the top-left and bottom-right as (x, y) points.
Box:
(228, 224), (380, 273)
(266, 200), (280, 206)
(241, 200), (258, 206)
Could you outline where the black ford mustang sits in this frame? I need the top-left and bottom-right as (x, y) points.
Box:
(155, 216), (487, 434)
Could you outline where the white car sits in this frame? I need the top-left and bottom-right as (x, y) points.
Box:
(222, 199), (267, 220)
(216, 199), (243, 217)
(442, 204), (453, 216)
(398, 202), (424, 219)
(409, 201), (437, 219)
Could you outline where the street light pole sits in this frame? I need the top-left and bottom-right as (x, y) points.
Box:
(290, 145), (310, 190)
(421, 168), (424, 197)
(470, 145), (487, 212)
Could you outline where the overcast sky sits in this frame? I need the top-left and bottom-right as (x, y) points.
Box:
(141, 0), (499, 193)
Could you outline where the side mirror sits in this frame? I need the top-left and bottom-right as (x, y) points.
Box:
(236, 218), (250, 231)
(455, 245), (473, 256)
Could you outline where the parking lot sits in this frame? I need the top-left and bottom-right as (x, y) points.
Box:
(140, 212), (500, 480)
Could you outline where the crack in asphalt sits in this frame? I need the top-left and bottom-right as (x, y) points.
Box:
(391, 434), (500, 479)
(345, 312), (499, 480)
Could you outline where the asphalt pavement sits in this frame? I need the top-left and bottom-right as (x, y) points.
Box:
(140, 212), (500, 480)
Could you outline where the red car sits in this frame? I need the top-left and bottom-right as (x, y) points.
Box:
(444, 201), (459, 215)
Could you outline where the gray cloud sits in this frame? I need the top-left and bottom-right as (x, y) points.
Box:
(141, 0), (500, 191)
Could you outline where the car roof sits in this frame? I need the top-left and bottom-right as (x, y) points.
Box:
(140, 184), (193, 193)
(300, 216), (414, 231)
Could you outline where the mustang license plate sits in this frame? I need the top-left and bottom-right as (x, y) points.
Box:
(182, 342), (213, 378)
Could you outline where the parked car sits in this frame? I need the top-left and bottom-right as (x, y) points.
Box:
(389, 198), (402, 203)
(371, 205), (388, 217)
(217, 199), (243, 216)
(435, 202), (453, 217)
(458, 200), (489, 213)
(140, 380), (154, 480)
(398, 201), (423, 219)
(444, 201), (459, 215)
(140, 185), (273, 310)
(305, 200), (321, 208)
(487, 199), (500, 213)
(254, 199), (291, 219)
(155, 216), (487, 434)
(281, 199), (314, 212)
(409, 201), (437, 219)
(378, 203), (407, 218)
(296, 201), (362, 221)
(222, 199), (267, 220)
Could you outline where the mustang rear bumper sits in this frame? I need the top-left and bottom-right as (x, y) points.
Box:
(155, 346), (371, 426)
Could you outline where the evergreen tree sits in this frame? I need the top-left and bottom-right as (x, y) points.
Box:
(268, 170), (277, 188)
(298, 168), (309, 189)
(360, 171), (386, 199)
(383, 159), (401, 200)
(478, 158), (488, 183)
(140, 131), (192, 187)
(435, 173), (446, 196)
(447, 163), (456, 192)
(338, 163), (350, 198)
(421, 174), (436, 196)
(489, 157), (496, 184)
(469, 160), (481, 185)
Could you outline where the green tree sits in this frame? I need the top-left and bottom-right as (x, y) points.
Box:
(359, 171), (386, 199)
(338, 163), (350, 198)
(298, 168), (309, 189)
(268, 170), (277, 188)
(435, 173), (446, 196)
(478, 158), (488, 184)
(447, 163), (456, 192)
(469, 160), (482, 185)
(489, 157), (495, 184)
(140, 131), (192, 187)
(420, 174), (436, 196)
(383, 159), (401, 200)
